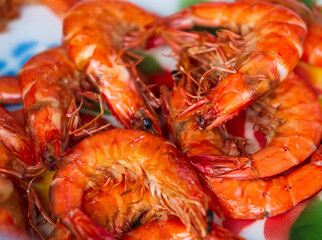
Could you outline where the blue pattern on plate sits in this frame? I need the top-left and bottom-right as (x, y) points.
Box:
(12, 41), (37, 57)
(0, 61), (6, 70)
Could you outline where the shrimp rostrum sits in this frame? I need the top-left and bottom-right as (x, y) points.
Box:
(137, 0), (307, 129)
(50, 129), (217, 239)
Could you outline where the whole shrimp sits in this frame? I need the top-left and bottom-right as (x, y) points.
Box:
(18, 46), (85, 168)
(164, 66), (322, 178)
(50, 129), (216, 239)
(63, 0), (162, 135)
(163, 71), (322, 219)
(134, 0), (307, 129)
(123, 220), (244, 240)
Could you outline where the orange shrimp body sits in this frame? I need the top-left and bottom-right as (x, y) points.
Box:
(161, 0), (307, 129)
(161, 85), (225, 157)
(204, 144), (322, 219)
(123, 220), (244, 240)
(0, 106), (37, 166)
(82, 182), (166, 238)
(18, 47), (81, 168)
(0, 76), (22, 105)
(63, 0), (162, 135)
(0, 174), (29, 240)
(218, 73), (322, 179)
(163, 72), (322, 219)
(301, 8), (322, 67)
(0, 142), (29, 239)
(50, 129), (212, 239)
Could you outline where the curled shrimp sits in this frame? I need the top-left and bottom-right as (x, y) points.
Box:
(123, 220), (244, 240)
(63, 0), (162, 135)
(184, 73), (322, 179)
(137, 0), (307, 129)
(163, 71), (322, 219)
(18, 47), (85, 168)
(50, 129), (215, 239)
(214, 73), (322, 179)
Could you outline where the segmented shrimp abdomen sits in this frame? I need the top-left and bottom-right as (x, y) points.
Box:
(50, 129), (214, 238)
(123, 220), (244, 240)
(219, 73), (322, 179)
(209, 147), (322, 219)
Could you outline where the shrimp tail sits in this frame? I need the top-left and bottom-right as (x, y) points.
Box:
(61, 208), (114, 240)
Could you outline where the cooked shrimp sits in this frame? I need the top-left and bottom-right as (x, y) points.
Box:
(18, 46), (83, 168)
(163, 71), (322, 219)
(0, 106), (37, 166)
(301, 6), (322, 67)
(191, 73), (322, 179)
(0, 76), (22, 105)
(63, 0), (162, 135)
(161, 75), (225, 157)
(214, 72), (322, 179)
(123, 220), (244, 240)
(139, 0), (307, 129)
(50, 129), (215, 239)
(0, 174), (29, 240)
(204, 144), (322, 219)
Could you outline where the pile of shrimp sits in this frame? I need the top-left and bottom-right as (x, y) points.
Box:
(0, 0), (321, 239)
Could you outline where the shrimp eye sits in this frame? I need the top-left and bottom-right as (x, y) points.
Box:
(206, 210), (214, 223)
(197, 115), (204, 126)
(170, 70), (182, 80)
(206, 210), (213, 234)
(143, 117), (152, 130)
(49, 155), (55, 164)
(49, 166), (54, 171)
